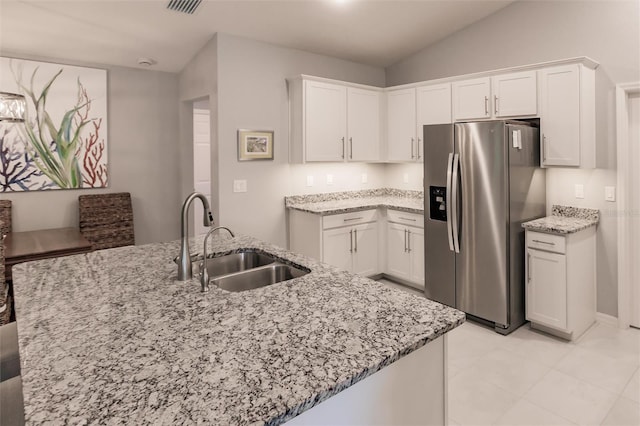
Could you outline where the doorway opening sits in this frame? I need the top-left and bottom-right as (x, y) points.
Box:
(616, 83), (640, 329)
(192, 98), (211, 236)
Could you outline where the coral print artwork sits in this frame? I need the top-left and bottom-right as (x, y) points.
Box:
(0, 57), (108, 191)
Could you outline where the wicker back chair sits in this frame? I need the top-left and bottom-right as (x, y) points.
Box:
(0, 200), (11, 237)
(78, 192), (135, 250)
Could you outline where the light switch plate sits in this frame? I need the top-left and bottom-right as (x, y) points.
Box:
(306, 176), (314, 187)
(326, 174), (334, 185)
(361, 173), (368, 184)
(403, 173), (409, 184)
(575, 184), (584, 199)
(233, 179), (247, 193)
(605, 186), (616, 202)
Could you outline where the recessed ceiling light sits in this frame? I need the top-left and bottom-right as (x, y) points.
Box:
(137, 57), (157, 67)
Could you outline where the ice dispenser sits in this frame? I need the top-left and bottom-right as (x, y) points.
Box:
(429, 186), (447, 221)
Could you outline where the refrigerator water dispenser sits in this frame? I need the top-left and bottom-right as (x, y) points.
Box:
(429, 186), (447, 222)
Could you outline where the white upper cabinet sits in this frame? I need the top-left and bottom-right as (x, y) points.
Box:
(452, 77), (492, 120)
(289, 57), (597, 166)
(491, 71), (537, 117)
(304, 80), (347, 162)
(347, 87), (381, 162)
(289, 77), (382, 163)
(539, 64), (595, 168)
(387, 88), (417, 162)
(416, 83), (452, 126)
(453, 72), (537, 121)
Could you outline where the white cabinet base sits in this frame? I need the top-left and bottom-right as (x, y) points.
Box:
(285, 335), (447, 426)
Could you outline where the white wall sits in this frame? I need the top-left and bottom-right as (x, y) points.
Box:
(207, 33), (386, 248)
(386, 0), (640, 317)
(384, 163), (424, 192)
(0, 53), (181, 244)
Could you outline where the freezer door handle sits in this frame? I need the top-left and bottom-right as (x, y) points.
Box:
(451, 153), (461, 254)
(445, 152), (455, 252)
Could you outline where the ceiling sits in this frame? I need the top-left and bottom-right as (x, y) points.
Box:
(0, 0), (515, 73)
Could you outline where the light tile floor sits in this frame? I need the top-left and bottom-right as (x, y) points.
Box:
(377, 279), (640, 426)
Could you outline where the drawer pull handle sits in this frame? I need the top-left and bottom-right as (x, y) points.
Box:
(532, 239), (555, 246)
(344, 217), (364, 222)
(398, 217), (417, 222)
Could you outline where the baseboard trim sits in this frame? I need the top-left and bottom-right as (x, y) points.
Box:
(596, 312), (619, 327)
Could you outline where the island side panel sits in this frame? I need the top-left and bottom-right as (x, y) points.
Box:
(285, 335), (447, 425)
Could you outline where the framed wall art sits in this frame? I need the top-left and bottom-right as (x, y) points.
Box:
(237, 129), (273, 161)
(0, 57), (108, 192)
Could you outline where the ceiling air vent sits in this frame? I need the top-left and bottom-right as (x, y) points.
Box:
(167, 0), (202, 14)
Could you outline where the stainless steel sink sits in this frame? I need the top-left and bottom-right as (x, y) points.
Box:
(204, 250), (275, 277)
(211, 263), (309, 292)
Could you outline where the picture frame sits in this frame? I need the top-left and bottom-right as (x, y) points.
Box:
(237, 129), (274, 161)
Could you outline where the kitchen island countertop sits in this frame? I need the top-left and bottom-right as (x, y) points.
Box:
(13, 233), (463, 425)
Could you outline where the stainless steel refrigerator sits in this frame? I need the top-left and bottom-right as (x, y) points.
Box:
(424, 121), (546, 334)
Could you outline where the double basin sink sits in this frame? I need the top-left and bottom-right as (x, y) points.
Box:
(202, 250), (309, 292)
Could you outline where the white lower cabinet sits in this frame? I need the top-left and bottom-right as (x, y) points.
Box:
(289, 209), (379, 276)
(288, 207), (425, 284)
(525, 228), (596, 340)
(385, 210), (425, 289)
(323, 223), (378, 276)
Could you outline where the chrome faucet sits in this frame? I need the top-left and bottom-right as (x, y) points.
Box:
(177, 192), (213, 281)
(201, 226), (235, 292)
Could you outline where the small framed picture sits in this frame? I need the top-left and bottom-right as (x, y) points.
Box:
(237, 129), (274, 161)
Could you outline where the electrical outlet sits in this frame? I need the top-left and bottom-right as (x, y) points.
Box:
(361, 173), (368, 184)
(574, 184), (584, 199)
(233, 179), (247, 193)
(605, 186), (616, 202)
(326, 174), (334, 185)
(403, 173), (409, 184)
(306, 176), (314, 187)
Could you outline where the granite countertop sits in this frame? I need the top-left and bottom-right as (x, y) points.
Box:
(13, 234), (464, 425)
(285, 188), (424, 215)
(522, 205), (600, 235)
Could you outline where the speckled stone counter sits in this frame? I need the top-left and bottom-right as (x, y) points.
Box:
(285, 188), (423, 215)
(13, 233), (464, 425)
(522, 205), (600, 234)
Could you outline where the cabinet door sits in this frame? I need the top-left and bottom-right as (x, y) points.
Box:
(416, 83), (452, 126)
(452, 77), (491, 120)
(347, 87), (381, 162)
(416, 83), (451, 162)
(526, 248), (568, 330)
(539, 65), (580, 166)
(352, 223), (378, 276)
(492, 71), (537, 117)
(305, 80), (347, 162)
(387, 88), (417, 161)
(323, 227), (353, 272)
(409, 227), (425, 287)
(386, 223), (411, 281)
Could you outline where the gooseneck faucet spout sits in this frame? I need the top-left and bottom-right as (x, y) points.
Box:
(201, 226), (235, 292)
(178, 192), (213, 281)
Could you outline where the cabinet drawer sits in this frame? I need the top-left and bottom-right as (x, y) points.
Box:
(387, 210), (423, 228)
(323, 209), (377, 229)
(526, 231), (566, 254)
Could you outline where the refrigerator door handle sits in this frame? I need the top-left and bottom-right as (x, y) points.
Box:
(446, 153), (455, 252)
(451, 153), (461, 254)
